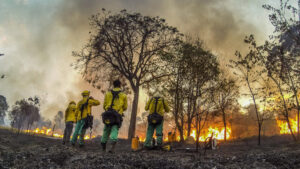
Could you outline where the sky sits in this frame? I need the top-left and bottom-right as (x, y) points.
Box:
(0, 0), (276, 124)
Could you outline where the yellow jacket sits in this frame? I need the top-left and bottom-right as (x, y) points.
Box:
(103, 88), (128, 116)
(65, 101), (77, 122)
(77, 97), (100, 121)
(145, 97), (170, 116)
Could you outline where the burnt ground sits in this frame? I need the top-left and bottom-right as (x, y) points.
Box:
(1, 128), (300, 169)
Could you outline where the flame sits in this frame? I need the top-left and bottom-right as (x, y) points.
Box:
(138, 126), (231, 142)
(23, 126), (96, 140)
(190, 127), (231, 142)
(277, 117), (298, 134)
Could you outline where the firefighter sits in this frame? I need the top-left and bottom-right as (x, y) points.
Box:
(71, 90), (100, 147)
(62, 101), (77, 145)
(144, 92), (170, 149)
(101, 80), (128, 153)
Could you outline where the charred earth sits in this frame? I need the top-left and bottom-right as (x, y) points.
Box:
(1, 128), (300, 169)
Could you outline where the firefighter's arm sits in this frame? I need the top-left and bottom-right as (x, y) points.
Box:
(145, 99), (151, 111)
(123, 94), (128, 112)
(89, 98), (100, 106)
(163, 100), (170, 113)
(103, 93), (109, 111)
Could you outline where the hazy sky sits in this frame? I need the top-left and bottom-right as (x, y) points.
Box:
(0, 0), (276, 122)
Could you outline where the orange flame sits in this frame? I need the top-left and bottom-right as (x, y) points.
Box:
(190, 127), (231, 142)
(140, 126), (231, 142)
(277, 117), (298, 134)
(24, 126), (96, 140)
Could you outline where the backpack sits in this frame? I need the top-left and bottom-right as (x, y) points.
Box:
(80, 99), (94, 129)
(147, 97), (164, 125)
(101, 90), (123, 127)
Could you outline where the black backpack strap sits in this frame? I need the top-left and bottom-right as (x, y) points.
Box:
(110, 90), (121, 109)
(80, 98), (89, 119)
(153, 97), (160, 114)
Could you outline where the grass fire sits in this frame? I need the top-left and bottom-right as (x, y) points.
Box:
(1, 0), (300, 169)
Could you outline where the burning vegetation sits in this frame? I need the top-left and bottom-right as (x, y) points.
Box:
(23, 126), (95, 140)
(277, 117), (298, 135)
(0, 0), (300, 168)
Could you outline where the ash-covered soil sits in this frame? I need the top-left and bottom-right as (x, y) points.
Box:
(1, 128), (300, 169)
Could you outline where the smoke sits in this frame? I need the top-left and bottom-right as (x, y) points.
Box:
(0, 0), (273, 134)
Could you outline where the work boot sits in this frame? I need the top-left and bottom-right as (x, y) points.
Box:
(71, 142), (75, 147)
(79, 144), (84, 148)
(62, 141), (65, 145)
(108, 142), (117, 153)
(101, 143), (106, 152)
(156, 144), (163, 150)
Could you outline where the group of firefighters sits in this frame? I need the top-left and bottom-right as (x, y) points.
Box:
(62, 80), (170, 153)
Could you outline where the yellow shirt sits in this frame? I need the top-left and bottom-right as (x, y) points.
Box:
(145, 97), (170, 116)
(77, 98), (100, 121)
(103, 88), (128, 116)
(65, 103), (77, 122)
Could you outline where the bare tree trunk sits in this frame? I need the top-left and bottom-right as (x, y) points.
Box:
(128, 87), (139, 139)
(196, 114), (199, 152)
(187, 94), (193, 137)
(298, 0), (300, 21)
(270, 76), (297, 141)
(52, 125), (55, 137)
(174, 113), (184, 142)
(173, 78), (184, 142)
(287, 71), (300, 140)
(246, 77), (262, 145)
(222, 108), (227, 142)
(180, 99), (185, 142)
(258, 123), (262, 145)
(286, 114), (297, 140)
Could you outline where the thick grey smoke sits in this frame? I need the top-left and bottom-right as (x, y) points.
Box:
(0, 0), (273, 135)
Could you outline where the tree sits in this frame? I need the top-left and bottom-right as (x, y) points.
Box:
(0, 95), (8, 125)
(263, 0), (300, 139)
(145, 37), (219, 142)
(54, 111), (64, 130)
(9, 97), (40, 134)
(230, 40), (270, 145)
(73, 9), (181, 138)
(194, 94), (213, 151)
(211, 73), (239, 141)
(0, 53), (4, 79)
(240, 34), (298, 141)
(37, 117), (52, 128)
